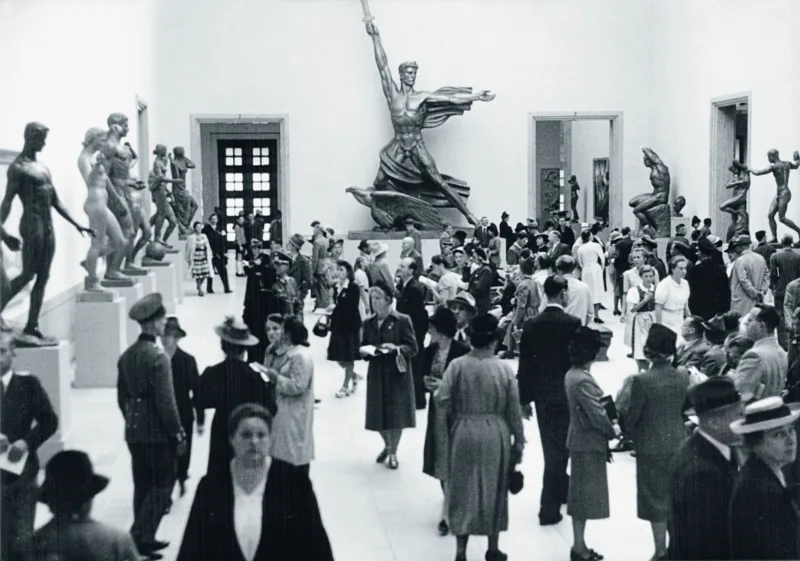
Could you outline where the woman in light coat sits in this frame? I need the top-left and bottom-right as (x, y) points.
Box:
(576, 230), (606, 323)
(259, 314), (315, 474)
(185, 221), (211, 296)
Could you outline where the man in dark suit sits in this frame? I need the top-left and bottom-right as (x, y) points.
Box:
(474, 216), (490, 247)
(686, 237), (731, 321)
(674, 315), (711, 369)
(556, 215), (575, 247)
(770, 234), (800, 349)
(668, 378), (744, 561)
(547, 230), (571, 262)
(117, 293), (186, 559)
(613, 227), (634, 314)
(753, 229), (777, 264)
(161, 316), (205, 498)
(396, 257), (428, 409)
(0, 331), (58, 561)
(202, 213), (232, 294)
(666, 223), (689, 259)
(517, 275), (580, 525)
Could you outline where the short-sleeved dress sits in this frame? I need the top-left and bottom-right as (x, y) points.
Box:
(436, 353), (524, 536)
(190, 234), (211, 279)
(655, 276), (690, 334)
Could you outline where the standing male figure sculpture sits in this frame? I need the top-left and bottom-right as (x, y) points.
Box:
(747, 149), (800, 242)
(364, 20), (495, 227)
(100, 113), (141, 273)
(0, 123), (94, 345)
(630, 147), (671, 236)
(568, 175), (580, 222)
(169, 147), (199, 239)
(720, 160), (751, 242)
(148, 144), (180, 247)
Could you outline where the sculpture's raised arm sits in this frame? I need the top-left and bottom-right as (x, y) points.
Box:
(365, 22), (396, 102)
(791, 151), (800, 170)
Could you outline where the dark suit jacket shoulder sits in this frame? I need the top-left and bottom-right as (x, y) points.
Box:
(517, 307), (581, 404)
(668, 432), (736, 561)
(730, 457), (800, 560)
(177, 459), (334, 561)
(171, 347), (205, 426)
(397, 278), (428, 341)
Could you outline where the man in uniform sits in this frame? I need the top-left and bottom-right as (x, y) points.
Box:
(273, 251), (301, 320)
(117, 293), (186, 560)
(287, 233), (312, 311)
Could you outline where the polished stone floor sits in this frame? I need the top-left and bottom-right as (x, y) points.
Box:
(34, 274), (661, 561)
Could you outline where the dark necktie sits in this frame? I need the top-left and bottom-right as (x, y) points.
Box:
(729, 452), (738, 472)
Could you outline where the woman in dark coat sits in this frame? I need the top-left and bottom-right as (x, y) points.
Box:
(625, 324), (689, 561)
(196, 317), (277, 475)
(468, 247), (494, 314)
(327, 260), (363, 398)
(729, 396), (800, 561)
(177, 403), (333, 561)
(565, 327), (619, 561)
(360, 282), (419, 470)
(421, 307), (470, 536)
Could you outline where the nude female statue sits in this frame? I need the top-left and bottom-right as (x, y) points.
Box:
(169, 147), (199, 239)
(746, 149), (800, 242)
(629, 147), (670, 235)
(568, 175), (580, 221)
(148, 144), (180, 247)
(0, 123), (94, 345)
(77, 128), (128, 290)
(720, 160), (750, 242)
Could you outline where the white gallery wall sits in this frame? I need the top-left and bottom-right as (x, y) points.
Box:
(154, 0), (653, 233)
(571, 121), (610, 223)
(648, 0), (800, 238)
(0, 0), (158, 309)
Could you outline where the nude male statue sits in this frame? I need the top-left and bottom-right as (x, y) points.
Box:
(720, 160), (750, 242)
(148, 144), (179, 247)
(746, 149), (800, 242)
(77, 128), (128, 290)
(568, 175), (580, 221)
(629, 147), (670, 235)
(169, 147), (199, 239)
(0, 123), (94, 344)
(365, 21), (495, 226)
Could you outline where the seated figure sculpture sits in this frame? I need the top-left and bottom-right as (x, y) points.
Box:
(0, 123), (94, 346)
(629, 147), (671, 236)
(169, 147), (199, 240)
(720, 160), (750, 242)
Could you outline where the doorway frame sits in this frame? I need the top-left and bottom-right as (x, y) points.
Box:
(528, 111), (624, 227)
(709, 91), (752, 236)
(190, 114), (290, 239)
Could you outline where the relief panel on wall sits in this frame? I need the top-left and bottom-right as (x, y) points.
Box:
(593, 158), (610, 225)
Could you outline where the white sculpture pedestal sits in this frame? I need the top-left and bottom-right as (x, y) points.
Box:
(74, 295), (126, 388)
(143, 261), (178, 313)
(125, 269), (158, 295)
(105, 282), (144, 348)
(14, 341), (73, 466)
(163, 249), (184, 304)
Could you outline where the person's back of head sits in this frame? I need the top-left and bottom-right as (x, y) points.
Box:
(621, 226), (631, 237)
(756, 230), (767, 243)
(536, 254), (553, 272)
(703, 218), (712, 227)
(555, 255), (577, 275)
(543, 274), (568, 303)
(520, 248), (532, 261)
(580, 230), (591, 243)
(783, 234), (794, 247)
(753, 303), (780, 335)
(520, 257), (535, 276)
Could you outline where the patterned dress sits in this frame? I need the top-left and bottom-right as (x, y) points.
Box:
(191, 234), (211, 279)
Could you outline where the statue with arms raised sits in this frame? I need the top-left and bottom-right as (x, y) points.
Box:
(746, 149), (800, 242)
(347, 3), (495, 229)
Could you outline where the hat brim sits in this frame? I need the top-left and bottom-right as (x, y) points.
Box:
(730, 403), (800, 434)
(165, 326), (187, 338)
(39, 473), (110, 507)
(214, 326), (260, 347)
(447, 298), (476, 313)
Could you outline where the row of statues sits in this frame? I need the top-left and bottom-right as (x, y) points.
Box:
(630, 147), (800, 241)
(0, 115), (199, 346)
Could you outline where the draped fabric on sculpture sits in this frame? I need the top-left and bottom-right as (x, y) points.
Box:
(171, 182), (197, 236)
(378, 87), (473, 205)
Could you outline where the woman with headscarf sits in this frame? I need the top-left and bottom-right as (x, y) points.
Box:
(422, 308), (470, 536)
(436, 314), (525, 561)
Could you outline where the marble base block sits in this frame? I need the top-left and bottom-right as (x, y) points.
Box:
(15, 341), (73, 465)
(163, 250), (185, 303)
(143, 262), (178, 313)
(74, 297), (126, 388)
(107, 282), (144, 347)
(135, 271), (157, 295)
(76, 290), (115, 303)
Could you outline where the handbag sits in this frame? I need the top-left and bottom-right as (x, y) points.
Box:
(312, 314), (331, 338)
(395, 352), (408, 373)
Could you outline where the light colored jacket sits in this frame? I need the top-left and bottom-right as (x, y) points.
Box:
(264, 344), (315, 466)
(539, 274), (593, 325)
(729, 250), (769, 316)
(185, 233), (210, 267)
(733, 336), (787, 403)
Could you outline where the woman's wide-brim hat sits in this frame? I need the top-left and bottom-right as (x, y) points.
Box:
(39, 450), (110, 508)
(289, 233), (306, 250)
(214, 316), (260, 346)
(730, 396), (800, 434)
(369, 241), (388, 257)
(644, 323), (677, 357)
(609, 231), (623, 244)
(164, 315), (187, 338)
(447, 292), (477, 313)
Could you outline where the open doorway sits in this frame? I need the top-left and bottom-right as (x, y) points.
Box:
(528, 112), (623, 231)
(710, 93), (750, 240)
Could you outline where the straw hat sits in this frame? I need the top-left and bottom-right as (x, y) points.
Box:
(730, 397), (800, 434)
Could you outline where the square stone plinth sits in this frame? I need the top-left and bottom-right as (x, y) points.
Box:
(74, 296), (126, 388)
(163, 249), (185, 303)
(106, 282), (144, 347)
(143, 262), (178, 313)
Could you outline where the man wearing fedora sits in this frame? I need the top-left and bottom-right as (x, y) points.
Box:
(117, 293), (186, 558)
(686, 236), (730, 321)
(699, 314), (729, 377)
(286, 233), (312, 307)
(667, 378), (744, 561)
(161, 316), (205, 498)
(0, 331), (58, 561)
(736, 304), (787, 403)
(33, 451), (140, 561)
(729, 234), (769, 316)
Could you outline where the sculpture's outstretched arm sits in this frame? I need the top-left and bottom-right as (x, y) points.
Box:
(426, 90), (495, 104)
(748, 164), (774, 176)
(366, 22), (396, 102)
